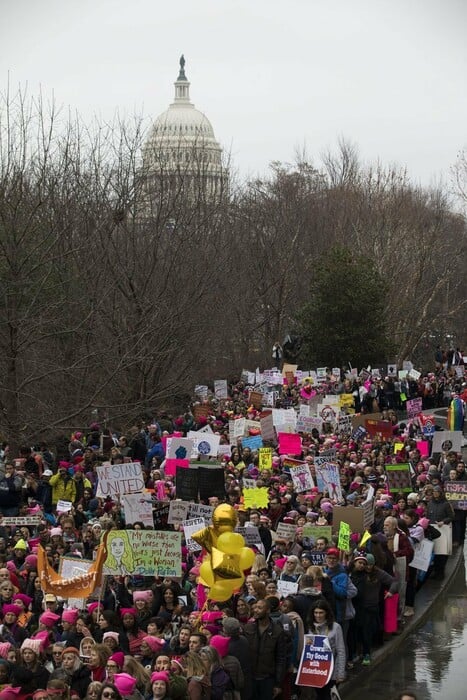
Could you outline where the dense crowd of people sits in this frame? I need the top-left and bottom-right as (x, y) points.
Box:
(0, 359), (464, 700)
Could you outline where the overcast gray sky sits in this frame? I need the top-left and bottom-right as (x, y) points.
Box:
(1, 0), (466, 186)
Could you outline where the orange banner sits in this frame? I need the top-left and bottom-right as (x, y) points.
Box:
(37, 539), (106, 598)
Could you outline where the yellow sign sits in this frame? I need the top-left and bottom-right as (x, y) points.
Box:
(339, 394), (355, 409)
(243, 487), (269, 509)
(393, 442), (404, 454)
(337, 521), (350, 552)
(258, 448), (273, 471)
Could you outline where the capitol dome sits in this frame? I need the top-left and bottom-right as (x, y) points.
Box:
(142, 56), (227, 197)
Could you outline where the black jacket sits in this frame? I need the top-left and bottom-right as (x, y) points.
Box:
(243, 617), (286, 685)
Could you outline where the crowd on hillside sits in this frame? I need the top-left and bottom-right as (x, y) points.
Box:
(0, 358), (464, 700)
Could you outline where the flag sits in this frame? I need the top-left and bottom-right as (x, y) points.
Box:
(37, 539), (106, 598)
(359, 530), (371, 548)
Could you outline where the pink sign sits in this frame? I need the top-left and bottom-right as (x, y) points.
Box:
(416, 440), (430, 457)
(278, 432), (302, 455)
(165, 458), (189, 476)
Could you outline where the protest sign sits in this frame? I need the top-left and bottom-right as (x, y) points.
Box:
(289, 464), (315, 493)
(351, 425), (367, 442)
(242, 435), (263, 450)
(57, 500), (73, 513)
(272, 408), (297, 429)
(362, 499), (375, 529)
(299, 404), (310, 417)
(339, 394), (355, 411)
(296, 634), (334, 688)
(152, 502), (170, 529)
(260, 412), (275, 441)
(166, 438), (194, 460)
(197, 423), (214, 434)
(249, 391), (263, 409)
(409, 539), (434, 572)
(0, 516), (42, 526)
(332, 506), (365, 534)
(305, 550), (327, 566)
(243, 488), (269, 509)
(365, 419), (393, 439)
(337, 415), (352, 435)
(406, 398), (423, 419)
(278, 432), (301, 456)
(214, 379), (228, 399)
(193, 404), (211, 421)
(194, 385), (209, 398)
(258, 447), (273, 471)
(59, 557), (101, 610)
(275, 522), (297, 541)
(96, 462), (144, 497)
(302, 525), (333, 548)
(187, 431), (221, 457)
(198, 466), (226, 501)
(277, 580), (298, 598)
(432, 523), (452, 556)
(444, 482), (467, 510)
(103, 530), (181, 577)
(187, 503), (214, 522)
(416, 440), (430, 458)
(175, 467), (199, 501)
(338, 521), (350, 551)
(121, 493), (153, 527)
(318, 404), (339, 425)
(168, 500), (190, 525)
(182, 518), (205, 553)
(385, 464), (412, 493)
(236, 526), (262, 547)
(229, 418), (246, 444)
(314, 463), (342, 501)
(297, 415), (323, 434)
(282, 363), (298, 378)
(242, 478), (256, 489)
(432, 431), (462, 454)
(217, 444), (233, 459)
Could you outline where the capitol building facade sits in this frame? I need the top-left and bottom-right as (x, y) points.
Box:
(142, 56), (228, 202)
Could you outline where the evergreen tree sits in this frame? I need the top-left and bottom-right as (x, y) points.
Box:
(296, 246), (392, 368)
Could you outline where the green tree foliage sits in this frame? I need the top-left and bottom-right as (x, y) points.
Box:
(296, 246), (392, 368)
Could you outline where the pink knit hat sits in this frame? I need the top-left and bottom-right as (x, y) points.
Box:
(2, 605), (19, 617)
(62, 609), (79, 624)
(113, 673), (137, 697)
(32, 630), (51, 651)
(87, 602), (103, 614)
(151, 671), (170, 684)
(133, 590), (152, 602)
(109, 651), (125, 668)
(142, 636), (165, 653)
(13, 594), (32, 609)
(21, 638), (42, 655)
(119, 607), (137, 618)
(0, 642), (11, 659)
(209, 635), (230, 658)
(39, 611), (60, 627)
(103, 631), (120, 643)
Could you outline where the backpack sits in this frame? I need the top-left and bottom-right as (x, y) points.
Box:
(210, 666), (234, 700)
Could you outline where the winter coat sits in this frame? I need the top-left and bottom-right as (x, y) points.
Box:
(308, 620), (346, 681)
(243, 617), (287, 685)
(427, 496), (454, 524)
(69, 663), (91, 698)
(350, 567), (398, 610)
(323, 564), (349, 624)
(49, 473), (77, 505)
(0, 473), (22, 509)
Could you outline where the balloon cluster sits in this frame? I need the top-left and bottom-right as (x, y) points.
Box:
(192, 504), (255, 602)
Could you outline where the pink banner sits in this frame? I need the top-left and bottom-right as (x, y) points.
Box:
(278, 432), (302, 455)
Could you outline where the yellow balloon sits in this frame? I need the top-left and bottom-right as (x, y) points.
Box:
(212, 504), (238, 534)
(199, 560), (215, 587)
(239, 546), (256, 571)
(216, 532), (245, 555)
(209, 580), (235, 602)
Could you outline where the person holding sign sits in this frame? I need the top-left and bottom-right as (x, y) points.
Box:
(305, 599), (346, 698)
